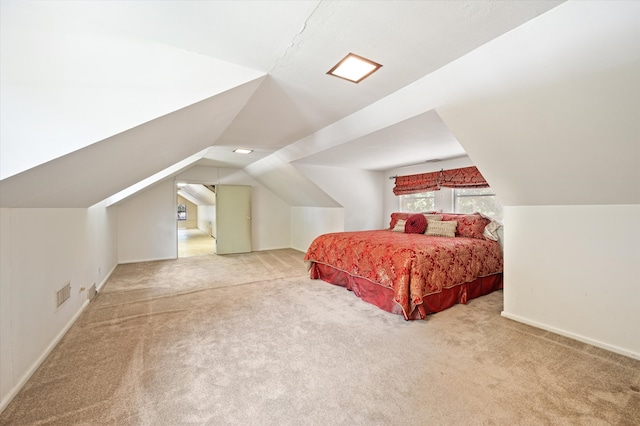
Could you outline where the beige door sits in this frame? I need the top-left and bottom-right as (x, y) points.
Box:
(215, 185), (252, 254)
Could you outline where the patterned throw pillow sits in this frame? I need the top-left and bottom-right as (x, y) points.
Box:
(441, 213), (490, 239)
(392, 219), (407, 232)
(389, 212), (438, 229)
(389, 213), (411, 229)
(405, 214), (427, 234)
(425, 220), (457, 237)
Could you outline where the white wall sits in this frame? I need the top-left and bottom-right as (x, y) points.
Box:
(294, 164), (384, 231)
(0, 209), (12, 405)
(116, 166), (292, 262)
(503, 205), (640, 359)
(0, 205), (117, 412)
(291, 207), (344, 253)
(117, 179), (177, 263)
(87, 202), (119, 291)
(436, 2), (639, 207)
(177, 166), (292, 251)
(431, 2), (640, 359)
(197, 205), (215, 237)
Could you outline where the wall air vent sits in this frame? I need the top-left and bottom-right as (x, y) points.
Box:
(56, 282), (71, 308)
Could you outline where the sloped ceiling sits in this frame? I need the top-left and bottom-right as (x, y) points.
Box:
(260, 1), (639, 207)
(178, 184), (216, 207)
(292, 111), (467, 171)
(213, 0), (566, 162)
(0, 1), (269, 181)
(437, 1), (640, 206)
(0, 80), (264, 207)
(6, 1), (636, 210)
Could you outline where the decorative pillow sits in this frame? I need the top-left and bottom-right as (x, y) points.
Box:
(423, 214), (442, 222)
(389, 213), (412, 230)
(392, 219), (407, 232)
(441, 213), (490, 239)
(483, 220), (501, 241)
(389, 212), (437, 229)
(405, 214), (427, 234)
(425, 220), (457, 237)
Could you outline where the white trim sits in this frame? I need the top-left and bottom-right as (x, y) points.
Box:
(117, 256), (176, 264)
(0, 299), (91, 414)
(95, 263), (118, 293)
(251, 245), (290, 252)
(501, 311), (639, 361)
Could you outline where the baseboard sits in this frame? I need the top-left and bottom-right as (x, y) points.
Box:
(255, 246), (297, 252)
(501, 311), (639, 361)
(118, 256), (175, 264)
(96, 263), (117, 293)
(291, 244), (308, 253)
(0, 299), (91, 414)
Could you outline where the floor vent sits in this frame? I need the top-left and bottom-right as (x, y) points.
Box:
(56, 282), (71, 308)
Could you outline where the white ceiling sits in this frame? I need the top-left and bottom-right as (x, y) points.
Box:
(0, 0), (569, 207)
(178, 184), (216, 206)
(292, 111), (467, 170)
(209, 0), (566, 169)
(35, 0), (564, 171)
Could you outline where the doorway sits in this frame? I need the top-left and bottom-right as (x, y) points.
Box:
(175, 182), (252, 257)
(176, 182), (216, 258)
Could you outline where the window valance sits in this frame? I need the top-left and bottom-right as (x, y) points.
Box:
(393, 166), (489, 196)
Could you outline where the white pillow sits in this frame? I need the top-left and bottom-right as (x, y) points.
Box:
(392, 219), (407, 232)
(425, 220), (457, 237)
(483, 220), (501, 241)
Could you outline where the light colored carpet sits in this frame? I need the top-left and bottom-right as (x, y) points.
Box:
(1, 249), (638, 425)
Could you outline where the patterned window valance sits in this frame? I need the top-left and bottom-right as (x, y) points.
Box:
(393, 166), (489, 196)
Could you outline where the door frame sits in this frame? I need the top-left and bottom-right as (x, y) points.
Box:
(174, 178), (218, 258)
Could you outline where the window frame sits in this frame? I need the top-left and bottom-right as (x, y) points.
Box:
(399, 191), (436, 213)
(453, 188), (502, 221)
(177, 204), (187, 221)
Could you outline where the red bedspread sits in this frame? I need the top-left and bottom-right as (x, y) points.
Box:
(304, 230), (503, 319)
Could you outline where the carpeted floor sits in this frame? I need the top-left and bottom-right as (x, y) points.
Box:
(1, 249), (638, 425)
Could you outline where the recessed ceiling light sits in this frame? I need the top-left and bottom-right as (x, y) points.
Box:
(327, 53), (382, 83)
(233, 148), (253, 154)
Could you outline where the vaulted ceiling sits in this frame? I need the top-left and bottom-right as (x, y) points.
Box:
(1, 1), (638, 208)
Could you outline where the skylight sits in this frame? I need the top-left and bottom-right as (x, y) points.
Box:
(327, 53), (382, 83)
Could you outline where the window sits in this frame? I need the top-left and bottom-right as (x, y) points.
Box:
(454, 188), (502, 221)
(400, 191), (435, 212)
(177, 204), (187, 221)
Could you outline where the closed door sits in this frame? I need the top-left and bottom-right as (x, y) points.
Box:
(215, 185), (252, 254)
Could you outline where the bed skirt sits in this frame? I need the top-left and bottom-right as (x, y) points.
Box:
(309, 262), (503, 320)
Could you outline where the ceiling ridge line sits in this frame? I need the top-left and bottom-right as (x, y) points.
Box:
(268, 0), (323, 74)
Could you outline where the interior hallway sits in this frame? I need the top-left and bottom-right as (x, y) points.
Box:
(178, 228), (215, 257)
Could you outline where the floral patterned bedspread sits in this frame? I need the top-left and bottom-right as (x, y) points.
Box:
(304, 230), (503, 318)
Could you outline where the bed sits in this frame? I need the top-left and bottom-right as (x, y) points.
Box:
(304, 212), (503, 320)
